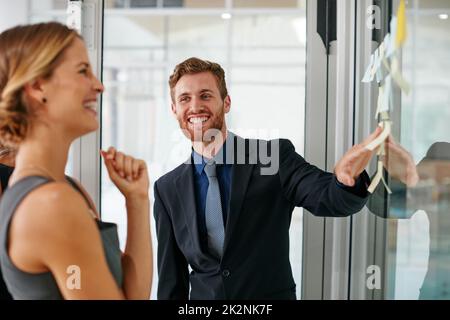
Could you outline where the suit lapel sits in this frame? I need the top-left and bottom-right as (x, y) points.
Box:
(174, 135), (256, 258)
(175, 161), (202, 253)
(223, 135), (255, 252)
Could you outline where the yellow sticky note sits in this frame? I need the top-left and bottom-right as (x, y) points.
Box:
(396, 0), (407, 47)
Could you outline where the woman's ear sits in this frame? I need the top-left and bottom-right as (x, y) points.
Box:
(23, 78), (47, 108)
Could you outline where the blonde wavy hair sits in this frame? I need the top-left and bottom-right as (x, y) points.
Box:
(0, 22), (79, 147)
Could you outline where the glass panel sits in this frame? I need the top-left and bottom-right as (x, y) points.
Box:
(234, 0), (305, 9)
(354, 0), (450, 300)
(29, 0), (62, 11)
(106, 0), (306, 9)
(106, 0), (223, 8)
(167, 16), (227, 61)
(387, 0), (450, 300)
(25, 0), (74, 176)
(102, 8), (306, 299)
(184, 0), (225, 8)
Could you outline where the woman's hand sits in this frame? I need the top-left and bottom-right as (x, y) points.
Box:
(101, 147), (149, 201)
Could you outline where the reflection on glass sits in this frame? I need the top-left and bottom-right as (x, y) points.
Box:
(368, 140), (450, 299)
(366, 0), (450, 300)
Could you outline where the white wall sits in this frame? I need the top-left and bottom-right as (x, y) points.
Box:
(0, 0), (29, 32)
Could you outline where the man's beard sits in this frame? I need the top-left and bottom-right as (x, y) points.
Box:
(179, 107), (225, 142)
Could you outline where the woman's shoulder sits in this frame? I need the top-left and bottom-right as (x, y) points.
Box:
(18, 180), (89, 217)
(7, 180), (102, 274)
(11, 180), (93, 239)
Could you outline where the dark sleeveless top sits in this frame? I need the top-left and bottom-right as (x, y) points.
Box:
(0, 175), (123, 299)
(0, 164), (13, 194)
(0, 164), (13, 300)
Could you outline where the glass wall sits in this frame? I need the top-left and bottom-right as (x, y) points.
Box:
(389, 0), (450, 300)
(352, 0), (450, 300)
(100, 1), (307, 299)
(16, 1), (75, 176)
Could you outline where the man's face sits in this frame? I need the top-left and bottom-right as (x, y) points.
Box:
(171, 71), (230, 141)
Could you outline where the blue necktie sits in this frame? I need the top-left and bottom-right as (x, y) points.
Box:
(204, 161), (225, 259)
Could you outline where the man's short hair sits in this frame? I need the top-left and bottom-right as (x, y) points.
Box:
(169, 57), (228, 102)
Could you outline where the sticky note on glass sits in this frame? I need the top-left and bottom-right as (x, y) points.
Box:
(396, 0), (407, 48)
(382, 33), (390, 56)
(372, 48), (381, 77)
(375, 86), (384, 118)
(362, 54), (375, 83)
(366, 118), (391, 151)
(391, 57), (411, 94)
(376, 42), (388, 83)
(382, 76), (391, 112)
(387, 16), (397, 57)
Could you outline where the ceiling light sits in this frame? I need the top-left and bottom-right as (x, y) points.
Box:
(221, 13), (232, 20)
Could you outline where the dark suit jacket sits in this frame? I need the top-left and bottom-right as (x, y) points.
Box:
(154, 135), (369, 300)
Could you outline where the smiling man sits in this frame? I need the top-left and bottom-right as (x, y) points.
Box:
(154, 57), (381, 300)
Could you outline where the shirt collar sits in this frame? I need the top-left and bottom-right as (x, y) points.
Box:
(192, 131), (234, 175)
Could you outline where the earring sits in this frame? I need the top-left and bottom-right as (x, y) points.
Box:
(42, 97), (47, 103)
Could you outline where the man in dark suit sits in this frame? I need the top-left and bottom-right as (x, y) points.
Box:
(154, 57), (381, 300)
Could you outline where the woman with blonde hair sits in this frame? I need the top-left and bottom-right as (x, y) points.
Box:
(0, 22), (152, 299)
